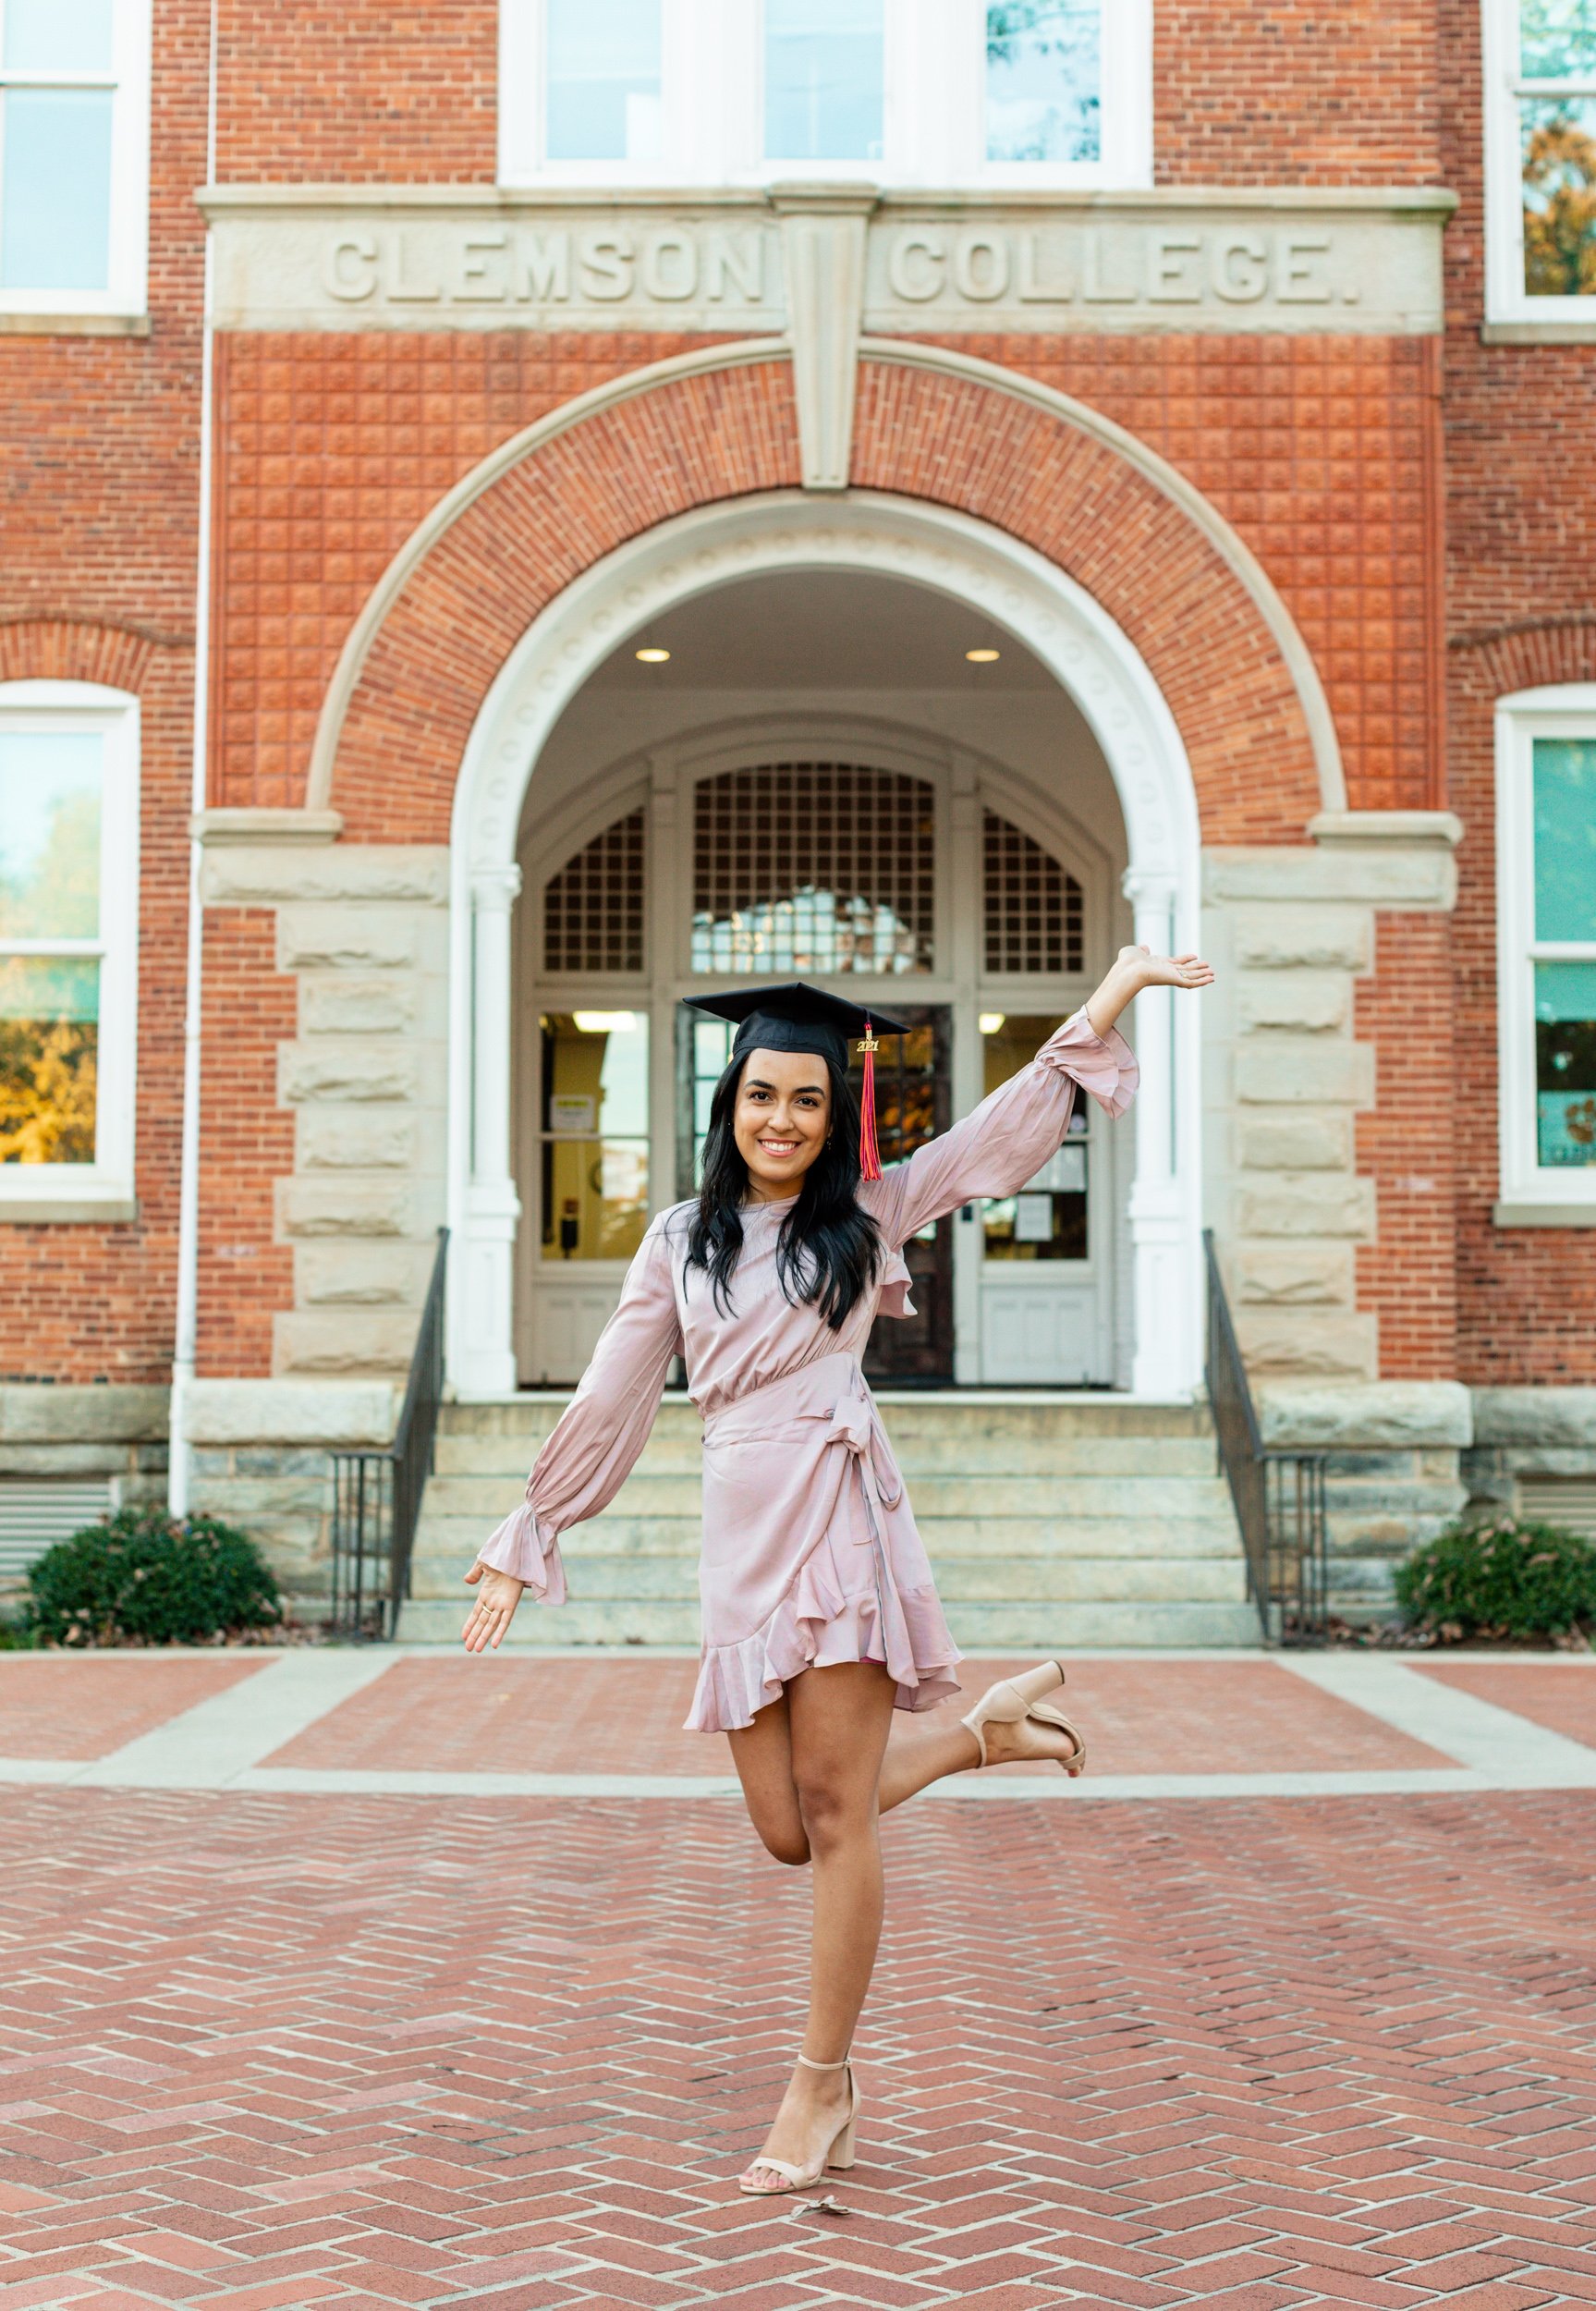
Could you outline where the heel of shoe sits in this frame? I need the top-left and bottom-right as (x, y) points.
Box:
(827, 2111), (859, 2170)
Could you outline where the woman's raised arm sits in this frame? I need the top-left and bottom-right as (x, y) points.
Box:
(461, 1211), (683, 1653)
(864, 946), (1211, 1249)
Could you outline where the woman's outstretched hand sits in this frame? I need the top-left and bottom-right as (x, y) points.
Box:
(1086, 944), (1214, 1039)
(462, 1559), (525, 1652)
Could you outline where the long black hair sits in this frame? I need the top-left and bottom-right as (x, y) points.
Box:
(685, 1049), (882, 1327)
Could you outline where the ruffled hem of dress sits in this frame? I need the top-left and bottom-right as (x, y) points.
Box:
(472, 1500), (567, 1605)
(1037, 1007), (1139, 1119)
(684, 1545), (962, 1733)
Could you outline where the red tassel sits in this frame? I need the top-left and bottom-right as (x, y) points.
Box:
(858, 1021), (883, 1181)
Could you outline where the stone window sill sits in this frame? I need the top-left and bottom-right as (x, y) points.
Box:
(0, 312), (151, 337)
(1493, 1200), (1596, 1228)
(1480, 321), (1596, 346)
(0, 1196), (138, 1225)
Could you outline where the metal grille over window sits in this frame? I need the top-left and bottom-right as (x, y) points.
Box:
(542, 807), (645, 975)
(982, 810), (1082, 974)
(691, 763), (935, 975)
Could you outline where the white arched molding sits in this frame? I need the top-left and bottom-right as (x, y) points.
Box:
(311, 338), (1344, 822)
(448, 488), (1205, 1398)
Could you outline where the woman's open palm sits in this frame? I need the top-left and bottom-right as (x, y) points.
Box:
(461, 1560), (525, 1652)
(1118, 944), (1214, 991)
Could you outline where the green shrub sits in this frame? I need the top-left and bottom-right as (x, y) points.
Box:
(23, 1506), (283, 1647)
(1395, 1514), (1596, 1641)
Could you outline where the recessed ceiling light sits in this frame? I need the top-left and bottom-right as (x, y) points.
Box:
(573, 1011), (640, 1033)
(966, 647), (1001, 663)
(635, 646), (671, 663)
(979, 1011), (1006, 1035)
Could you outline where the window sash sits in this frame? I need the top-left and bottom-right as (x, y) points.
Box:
(0, 0), (148, 314)
(0, 688), (138, 1204)
(1497, 695), (1596, 1204)
(499, 0), (1150, 189)
(1483, 0), (1596, 321)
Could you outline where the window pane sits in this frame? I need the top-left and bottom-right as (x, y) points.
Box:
(981, 1014), (1088, 1259)
(0, 88), (113, 290)
(1532, 736), (1596, 938)
(1519, 0), (1596, 80)
(0, 729), (101, 938)
(546, 0), (662, 163)
(539, 1012), (649, 1259)
(986, 1), (1101, 165)
(1535, 960), (1596, 1167)
(3, 0), (114, 71)
(1520, 95), (1596, 294)
(0, 954), (98, 1165)
(765, 0), (883, 162)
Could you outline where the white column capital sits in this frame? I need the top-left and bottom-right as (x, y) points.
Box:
(472, 863), (523, 911)
(1121, 866), (1178, 911)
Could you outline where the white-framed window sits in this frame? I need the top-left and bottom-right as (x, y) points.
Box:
(0, 680), (140, 1216)
(1483, 0), (1596, 326)
(1495, 685), (1596, 1217)
(0, 0), (152, 320)
(498, 0), (1150, 188)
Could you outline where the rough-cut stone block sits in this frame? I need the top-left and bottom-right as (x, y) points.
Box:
(1232, 906), (1373, 972)
(1237, 1313), (1380, 1379)
(184, 1378), (397, 1446)
(274, 1311), (421, 1376)
(298, 1110), (418, 1170)
(1235, 1038), (1375, 1107)
(1205, 841), (1458, 910)
(1233, 1243), (1356, 1306)
(0, 1384), (169, 1443)
(276, 902), (418, 971)
(1258, 1379), (1474, 1448)
(279, 1043), (418, 1105)
(1238, 1176), (1376, 1238)
(301, 974), (417, 1036)
(1236, 1111), (1355, 1170)
(1237, 972), (1351, 1034)
(279, 1177), (412, 1238)
(202, 843), (448, 906)
(296, 1241), (431, 1306)
(1471, 1386), (1596, 1446)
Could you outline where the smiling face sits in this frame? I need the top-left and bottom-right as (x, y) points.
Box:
(731, 1045), (833, 1202)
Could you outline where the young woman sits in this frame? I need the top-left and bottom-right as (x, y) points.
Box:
(462, 944), (1212, 2195)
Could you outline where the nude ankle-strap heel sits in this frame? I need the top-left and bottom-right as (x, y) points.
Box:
(961, 1658), (1085, 1775)
(737, 2053), (860, 2195)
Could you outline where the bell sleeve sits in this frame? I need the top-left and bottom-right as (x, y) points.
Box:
(470, 1211), (683, 1604)
(864, 1007), (1138, 1251)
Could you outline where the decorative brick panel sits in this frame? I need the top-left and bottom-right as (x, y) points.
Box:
(211, 331), (737, 813)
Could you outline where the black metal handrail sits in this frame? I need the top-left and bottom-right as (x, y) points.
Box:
(1203, 1229), (1329, 1644)
(329, 1227), (448, 1640)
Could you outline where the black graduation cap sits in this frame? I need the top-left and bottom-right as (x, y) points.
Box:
(682, 982), (908, 1179)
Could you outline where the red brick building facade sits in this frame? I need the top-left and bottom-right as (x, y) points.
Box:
(2, 1), (1592, 1616)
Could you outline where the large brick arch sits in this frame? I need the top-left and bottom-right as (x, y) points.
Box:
(318, 346), (1330, 845)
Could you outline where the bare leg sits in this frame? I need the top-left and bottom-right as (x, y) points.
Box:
(877, 1696), (1080, 1810)
(737, 1661), (895, 2189)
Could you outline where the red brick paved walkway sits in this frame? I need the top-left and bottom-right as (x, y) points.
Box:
(3, 1766), (1596, 2299)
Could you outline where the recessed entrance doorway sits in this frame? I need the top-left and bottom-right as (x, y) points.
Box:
(509, 566), (1136, 1389)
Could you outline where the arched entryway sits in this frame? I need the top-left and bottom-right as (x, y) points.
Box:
(448, 490), (1203, 1400)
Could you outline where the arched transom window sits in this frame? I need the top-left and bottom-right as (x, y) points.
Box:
(690, 762), (935, 976)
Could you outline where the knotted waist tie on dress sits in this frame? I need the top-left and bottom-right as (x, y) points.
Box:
(701, 1351), (904, 1541)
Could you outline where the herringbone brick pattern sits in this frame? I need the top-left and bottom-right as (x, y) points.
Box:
(263, 1657), (1451, 1779)
(2, 1780), (1594, 2307)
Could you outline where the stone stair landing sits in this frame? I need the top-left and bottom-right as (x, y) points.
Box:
(396, 1393), (1260, 1648)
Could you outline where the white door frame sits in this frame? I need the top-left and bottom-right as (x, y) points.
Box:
(448, 487), (1203, 1399)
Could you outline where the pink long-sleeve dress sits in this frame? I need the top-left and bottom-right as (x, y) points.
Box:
(473, 1009), (1138, 1733)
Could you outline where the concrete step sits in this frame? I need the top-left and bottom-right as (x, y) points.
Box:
(433, 1433), (1222, 1480)
(440, 1396), (1212, 1445)
(393, 1597), (1262, 1648)
(408, 1510), (1246, 1577)
(411, 1547), (1248, 1606)
(420, 1470), (1236, 1521)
